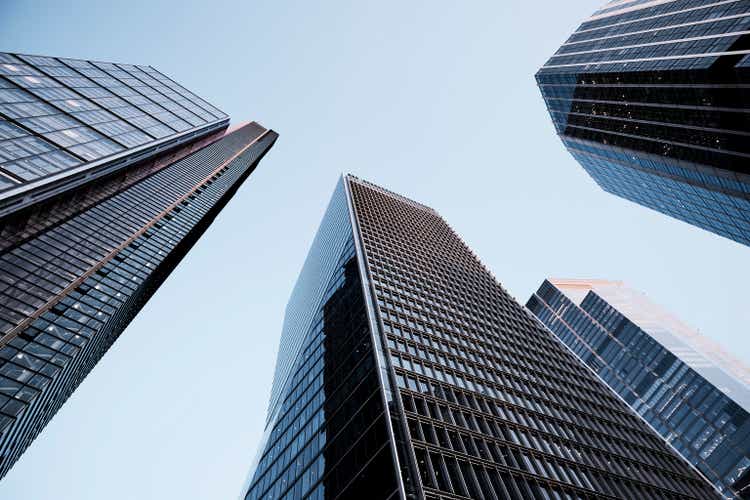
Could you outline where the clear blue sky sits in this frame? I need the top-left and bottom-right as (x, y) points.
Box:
(1, 1), (748, 498)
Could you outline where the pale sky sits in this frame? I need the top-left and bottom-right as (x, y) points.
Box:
(1, 1), (748, 499)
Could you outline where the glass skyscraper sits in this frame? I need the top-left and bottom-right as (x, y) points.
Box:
(527, 279), (750, 498)
(242, 175), (716, 500)
(0, 52), (277, 478)
(537, 0), (750, 246)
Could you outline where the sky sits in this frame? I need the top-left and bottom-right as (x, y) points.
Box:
(0, 1), (749, 499)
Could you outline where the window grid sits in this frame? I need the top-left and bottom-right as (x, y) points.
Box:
(347, 176), (716, 499)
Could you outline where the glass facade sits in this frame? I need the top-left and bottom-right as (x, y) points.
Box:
(243, 175), (716, 500)
(0, 52), (229, 218)
(242, 178), (401, 500)
(0, 52), (277, 479)
(527, 279), (750, 498)
(537, 0), (750, 246)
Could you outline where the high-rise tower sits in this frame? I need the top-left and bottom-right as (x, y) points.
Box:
(537, 0), (750, 246)
(0, 52), (277, 477)
(527, 279), (750, 499)
(242, 175), (716, 500)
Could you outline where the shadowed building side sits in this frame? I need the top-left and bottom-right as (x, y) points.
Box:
(536, 1), (750, 246)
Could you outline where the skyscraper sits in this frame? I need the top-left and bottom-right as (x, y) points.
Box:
(536, 0), (750, 246)
(242, 175), (716, 500)
(0, 52), (277, 478)
(527, 279), (750, 498)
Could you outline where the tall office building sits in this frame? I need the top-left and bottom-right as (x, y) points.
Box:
(536, 0), (750, 246)
(0, 52), (277, 477)
(242, 175), (715, 500)
(527, 279), (750, 498)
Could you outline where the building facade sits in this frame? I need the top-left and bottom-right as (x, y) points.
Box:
(242, 175), (716, 500)
(527, 279), (750, 498)
(0, 52), (277, 478)
(536, 0), (750, 246)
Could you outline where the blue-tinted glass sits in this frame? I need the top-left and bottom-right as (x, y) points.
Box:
(529, 279), (750, 498)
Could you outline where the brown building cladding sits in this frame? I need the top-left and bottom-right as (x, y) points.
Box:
(346, 175), (717, 499)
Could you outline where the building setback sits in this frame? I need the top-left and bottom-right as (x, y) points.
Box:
(527, 279), (750, 499)
(242, 175), (716, 500)
(536, 0), (750, 246)
(0, 52), (277, 478)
